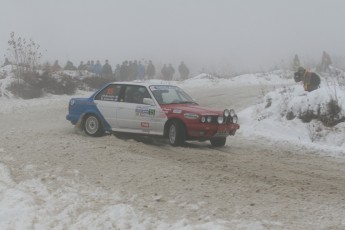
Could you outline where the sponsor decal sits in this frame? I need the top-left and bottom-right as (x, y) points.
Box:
(149, 109), (155, 116)
(162, 108), (171, 114)
(101, 95), (118, 101)
(184, 113), (199, 119)
(172, 109), (182, 114)
(141, 122), (150, 128)
(135, 106), (155, 117)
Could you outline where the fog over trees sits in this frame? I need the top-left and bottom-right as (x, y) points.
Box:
(1, 0), (345, 74)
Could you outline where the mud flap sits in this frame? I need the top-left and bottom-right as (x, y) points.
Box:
(74, 113), (85, 133)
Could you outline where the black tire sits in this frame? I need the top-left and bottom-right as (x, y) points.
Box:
(168, 121), (186, 146)
(210, 137), (226, 147)
(83, 114), (104, 137)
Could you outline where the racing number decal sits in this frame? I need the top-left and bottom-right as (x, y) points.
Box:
(106, 87), (114, 95)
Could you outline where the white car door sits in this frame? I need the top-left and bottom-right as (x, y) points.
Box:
(116, 85), (166, 135)
(94, 84), (122, 129)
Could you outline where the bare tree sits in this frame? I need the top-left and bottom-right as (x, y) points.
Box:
(6, 32), (42, 79)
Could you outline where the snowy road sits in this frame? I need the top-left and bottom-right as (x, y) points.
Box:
(1, 85), (345, 229)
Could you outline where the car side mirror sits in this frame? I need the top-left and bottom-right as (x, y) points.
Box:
(143, 98), (155, 106)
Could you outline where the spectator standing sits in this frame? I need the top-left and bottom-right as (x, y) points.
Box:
(85, 61), (91, 71)
(167, 64), (175, 80)
(146, 60), (155, 79)
(161, 64), (169, 80)
(102, 59), (113, 78)
(88, 60), (95, 73)
(93, 60), (102, 76)
(178, 61), (190, 80)
(120, 61), (129, 81)
(137, 61), (145, 80)
(51, 60), (62, 72)
(78, 61), (86, 70)
(64, 61), (77, 71)
(114, 64), (121, 81)
(129, 61), (138, 81)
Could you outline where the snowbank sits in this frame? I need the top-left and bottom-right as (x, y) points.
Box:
(239, 84), (345, 156)
(0, 162), (279, 229)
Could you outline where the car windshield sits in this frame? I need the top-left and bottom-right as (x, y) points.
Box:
(149, 85), (197, 105)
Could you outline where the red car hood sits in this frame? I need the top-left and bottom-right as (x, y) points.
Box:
(161, 104), (223, 116)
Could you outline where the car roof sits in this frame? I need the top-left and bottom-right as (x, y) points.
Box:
(108, 81), (179, 88)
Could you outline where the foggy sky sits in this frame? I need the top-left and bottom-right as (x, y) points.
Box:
(1, 0), (345, 73)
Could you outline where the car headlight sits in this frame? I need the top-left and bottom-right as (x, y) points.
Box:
(217, 116), (224, 124)
(201, 116), (206, 123)
(224, 109), (230, 117)
(230, 109), (236, 117)
(232, 115), (238, 124)
(207, 116), (212, 123)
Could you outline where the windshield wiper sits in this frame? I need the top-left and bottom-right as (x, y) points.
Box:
(165, 101), (197, 105)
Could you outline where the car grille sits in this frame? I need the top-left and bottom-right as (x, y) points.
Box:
(207, 116), (233, 124)
(224, 116), (234, 124)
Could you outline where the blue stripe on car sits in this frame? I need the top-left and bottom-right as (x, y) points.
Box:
(66, 97), (111, 132)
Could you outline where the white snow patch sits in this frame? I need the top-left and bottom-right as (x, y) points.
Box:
(0, 162), (279, 229)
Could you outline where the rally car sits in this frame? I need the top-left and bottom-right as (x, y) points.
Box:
(66, 82), (239, 147)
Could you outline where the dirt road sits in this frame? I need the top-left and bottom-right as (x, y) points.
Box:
(1, 85), (345, 229)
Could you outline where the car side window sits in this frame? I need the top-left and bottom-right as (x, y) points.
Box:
(95, 84), (122, 101)
(124, 85), (151, 104)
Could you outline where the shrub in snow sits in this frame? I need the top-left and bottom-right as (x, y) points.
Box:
(285, 111), (296, 120)
(6, 71), (78, 98)
(319, 99), (345, 127)
(40, 72), (78, 95)
(7, 78), (43, 99)
(82, 76), (114, 90)
(261, 84), (345, 128)
(298, 108), (316, 123)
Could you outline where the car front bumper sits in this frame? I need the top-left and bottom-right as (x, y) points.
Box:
(186, 123), (240, 139)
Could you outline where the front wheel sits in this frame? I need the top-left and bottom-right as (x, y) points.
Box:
(210, 137), (226, 147)
(83, 115), (104, 137)
(168, 121), (186, 146)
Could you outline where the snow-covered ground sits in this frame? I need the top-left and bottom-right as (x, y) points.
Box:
(141, 70), (345, 156)
(2, 162), (255, 230)
(1, 66), (345, 229)
(240, 81), (345, 157)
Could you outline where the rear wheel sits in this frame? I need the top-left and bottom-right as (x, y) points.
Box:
(210, 137), (226, 147)
(83, 115), (104, 137)
(168, 121), (186, 146)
